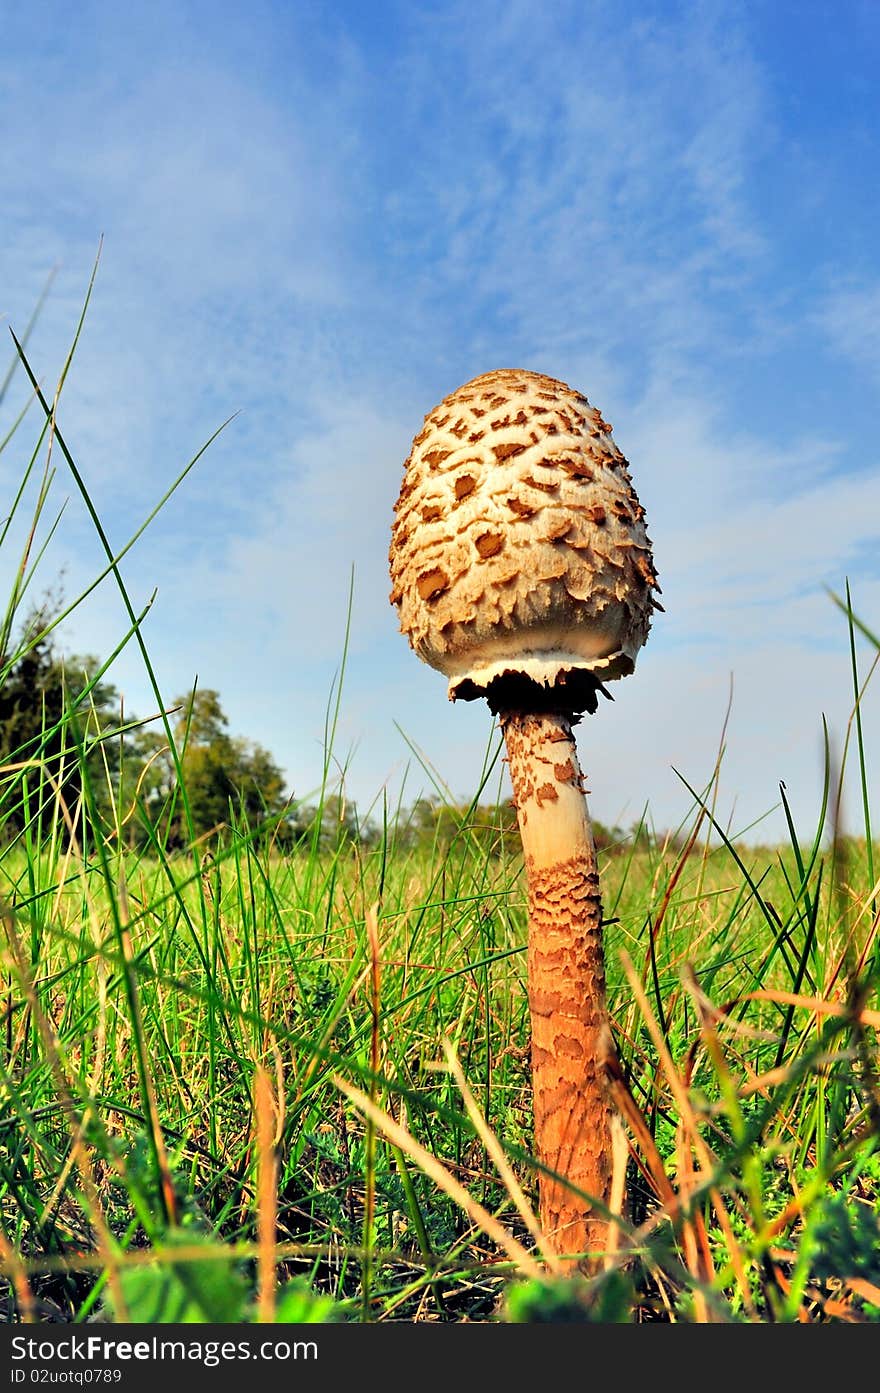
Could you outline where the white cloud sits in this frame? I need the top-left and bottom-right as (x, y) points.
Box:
(205, 394), (416, 661)
(621, 388), (879, 646)
(819, 281), (880, 384)
(2, 0), (879, 846)
(381, 0), (770, 384)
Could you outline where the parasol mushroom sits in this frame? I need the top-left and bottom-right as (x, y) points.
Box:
(389, 368), (659, 1268)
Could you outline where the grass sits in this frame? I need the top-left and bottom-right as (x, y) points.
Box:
(1, 285), (879, 1324)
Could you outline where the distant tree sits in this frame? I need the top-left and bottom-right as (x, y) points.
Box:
(591, 818), (628, 855)
(0, 607), (120, 843)
(397, 795), (520, 855)
(136, 688), (292, 848)
(323, 792), (379, 850)
(231, 740), (290, 833)
(177, 688), (228, 748)
(0, 600), (299, 853)
(287, 792), (374, 853)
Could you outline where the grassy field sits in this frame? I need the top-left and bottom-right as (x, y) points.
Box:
(1, 296), (879, 1324)
(1, 750), (879, 1323)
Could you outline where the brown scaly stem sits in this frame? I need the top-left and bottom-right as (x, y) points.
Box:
(500, 708), (615, 1270)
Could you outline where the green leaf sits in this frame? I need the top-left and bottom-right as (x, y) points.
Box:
(106, 1233), (248, 1324)
(502, 1272), (634, 1323)
(273, 1279), (344, 1324)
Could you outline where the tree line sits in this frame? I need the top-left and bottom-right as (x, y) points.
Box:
(0, 606), (640, 857)
(0, 607), (514, 854)
(0, 607), (283, 849)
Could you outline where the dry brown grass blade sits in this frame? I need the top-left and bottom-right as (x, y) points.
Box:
(620, 951), (715, 1176)
(604, 1116), (629, 1269)
(620, 951), (728, 1321)
(333, 1074), (544, 1279)
(744, 988), (880, 1028)
(847, 1276), (880, 1307)
(254, 1065), (278, 1323)
(678, 1039), (718, 1291)
(607, 1031), (737, 1323)
(674, 1121), (711, 1322)
(680, 967), (758, 1316)
(440, 1036), (564, 1276)
(685, 974), (842, 1154)
(709, 1179), (756, 1318)
(604, 1048), (678, 1211)
(765, 1190), (812, 1239)
(769, 1262), (812, 1322)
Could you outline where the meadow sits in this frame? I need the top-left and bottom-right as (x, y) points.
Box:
(1, 301), (879, 1324)
(2, 677), (879, 1323)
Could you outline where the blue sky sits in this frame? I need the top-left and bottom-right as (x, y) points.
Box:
(2, 0), (879, 842)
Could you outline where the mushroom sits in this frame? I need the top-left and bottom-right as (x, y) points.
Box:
(389, 368), (659, 1268)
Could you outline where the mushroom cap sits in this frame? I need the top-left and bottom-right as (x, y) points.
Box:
(389, 368), (659, 707)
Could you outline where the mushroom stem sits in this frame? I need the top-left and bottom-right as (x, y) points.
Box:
(500, 708), (614, 1270)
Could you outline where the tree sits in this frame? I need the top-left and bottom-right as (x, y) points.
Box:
(135, 688), (292, 848)
(396, 795), (519, 855)
(0, 608), (120, 844)
(0, 603), (295, 853)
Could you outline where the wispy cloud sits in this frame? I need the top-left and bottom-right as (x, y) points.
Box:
(1, 0), (878, 840)
(377, 0), (770, 386)
(818, 281), (880, 384)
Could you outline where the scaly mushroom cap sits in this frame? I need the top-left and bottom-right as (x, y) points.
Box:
(389, 369), (659, 706)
